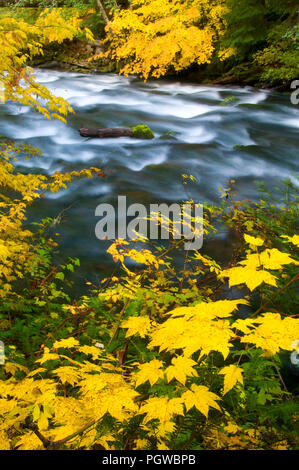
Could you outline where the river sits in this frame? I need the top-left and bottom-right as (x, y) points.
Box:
(1, 69), (298, 289)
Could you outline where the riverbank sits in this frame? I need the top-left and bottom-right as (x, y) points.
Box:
(29, 37), (291, 92)
(1, 4), (297, 92)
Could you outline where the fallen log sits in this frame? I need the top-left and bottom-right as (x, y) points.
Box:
(78, 124), (155, 139)
(79, 127), (133, 138)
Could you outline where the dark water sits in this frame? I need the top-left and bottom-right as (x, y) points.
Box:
(1, 70), (298, 288)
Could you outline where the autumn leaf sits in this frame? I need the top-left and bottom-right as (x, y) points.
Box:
(281, 234), (299, 247)
(219, 365), (244, 395)
(53, 337), (79, 349)
(139, 396), (184, 437)
(16, 431), (44, 450)
(221, 266), (277, 291)
(240, 313), (299, 355)
(134, 359), (164, 387)
(244, 233), (264, 247)
(53, 366), (80, 386)
(165, 356), (197, 385)
(121, 315), (154, 338)
(182, 384), (221, 417)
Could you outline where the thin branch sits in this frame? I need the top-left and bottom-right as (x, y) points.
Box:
(252, 273), (299, 317)
(31, 418), (97, 450)
(95, 0), (110, 25)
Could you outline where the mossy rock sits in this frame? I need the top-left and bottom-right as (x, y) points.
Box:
(131, 124), (154, 139)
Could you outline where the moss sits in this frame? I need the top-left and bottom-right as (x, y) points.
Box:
(131, 124), (154, 139)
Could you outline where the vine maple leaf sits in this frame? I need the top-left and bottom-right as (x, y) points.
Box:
(134, 359), (164, 387)
(219, 365), (244, 395)
(165, 356), (197, 385)
(182, 384), (221, 417)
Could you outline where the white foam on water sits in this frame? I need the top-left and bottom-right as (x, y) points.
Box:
(33, 70), (60, 83)
(69, 93), (148, 108)
(84, 183), (111, 196)
(4, 103), (30, 115)
(91, 73), (131, 85)
(57, 148), (99, 163)
(86, 137), (141, 147)
(49, 87), (93, 101)
(198, 114), (222, 124)
(3, 122), (58, 139)
(218, 128), (257, 148)
(179, 126), (215, 144)
(282, 118), (299, 129)
(148, 82), (221, 99)
(238, 91), (268, 105)
(52, 130), (83, 145)
(147, 100), (211, 119)
(223, 155), (298, 185)
(14, 157), (52, 171)
(125, 147), (168, 172)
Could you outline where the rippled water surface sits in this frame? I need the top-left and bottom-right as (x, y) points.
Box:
(1, 70), (298, 286)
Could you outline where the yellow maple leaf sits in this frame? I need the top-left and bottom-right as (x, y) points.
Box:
(244, 233), (264, 247)
(121, 315), (154, 338)
(165, 355), (197, 385)
(241, 312), (299, 355)
(4, 361), (28, 376)
(241, 248), (298, 270)
(134, 359), (164, 387)
(281, 234), (299, 247)
(134, 438), (149, 450)
(54, 366), (80, 386)
(221, 266), (277, 291)
(224, 422), (241, 434)
(182, 384), (221, 417)
(16, 431), (44, 450)
(53, 337), (79, 349)
(35, 347), (60, 364)
(219, 365), (244, 395)
(140, 396), (184, 429)
(0, 431), (10, 450)
(37, 412), (49, 431)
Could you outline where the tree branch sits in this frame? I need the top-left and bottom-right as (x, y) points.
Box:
(95, 0), (110, 25)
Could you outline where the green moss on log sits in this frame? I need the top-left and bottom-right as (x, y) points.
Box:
(131, 124), (154, 139)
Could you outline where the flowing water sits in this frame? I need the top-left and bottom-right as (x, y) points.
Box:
(1, 69), (299, 288)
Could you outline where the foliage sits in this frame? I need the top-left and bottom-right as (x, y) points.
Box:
(0, 169), (299, 449)
(253, 20), (299, 85)
(0, 2), (299, 451)
(0, 7), (94, 122)
(91, 0), (228, 80)
(220, 0), (299, 85)
(3, 0), (298, 85)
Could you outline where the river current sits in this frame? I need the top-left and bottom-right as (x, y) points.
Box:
(1, 70), (298, 287)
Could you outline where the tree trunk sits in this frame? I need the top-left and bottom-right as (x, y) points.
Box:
(95, 0), (110, 26)
(79, 127), (133, 138)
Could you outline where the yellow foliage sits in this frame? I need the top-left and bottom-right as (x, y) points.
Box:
(244, 233), (264, 247)
(0, 8), (93, 121)
(221, 245), (298, 291)
(139, 396), (184, 437)
(238, 313), (299, 356)
(134, 359), (164, 387)
(219, 365), (244, 395)
(92, 0), (228, 80)
(182, 384), (221, 417)
(0, 140), (101, 300)
(165, 356), (198, 385)
(281, 234), (299, 247)
(148, 299), (247, 359)
(121, 315), (155, 338)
